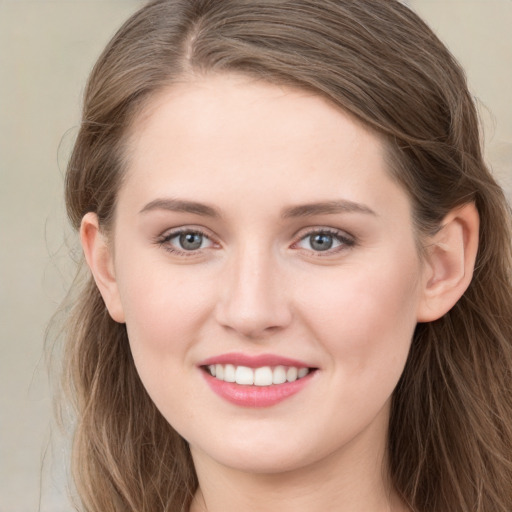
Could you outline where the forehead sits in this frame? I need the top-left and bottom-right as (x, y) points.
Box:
(128, 74), (372, 154)
(120, 73), (409, 220)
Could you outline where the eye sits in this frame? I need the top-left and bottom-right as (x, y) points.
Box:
(157, 229), (215, 254)
(174, 232), (208, 251)
(294, 229), (354, 253)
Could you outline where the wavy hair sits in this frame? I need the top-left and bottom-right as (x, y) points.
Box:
(60, 1), (512, 510)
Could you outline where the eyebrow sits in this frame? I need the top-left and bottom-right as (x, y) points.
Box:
(282, 200), (376, 218)
(139, 198), (221, 218)
(139, 198), (376, 219)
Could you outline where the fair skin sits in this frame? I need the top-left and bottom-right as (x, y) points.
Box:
(82, 74), (479, 512)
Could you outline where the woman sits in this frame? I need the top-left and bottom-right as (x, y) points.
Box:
(61, 0), (512, 510)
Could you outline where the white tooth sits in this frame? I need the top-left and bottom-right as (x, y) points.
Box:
(254, 366), (273, 386)
(272, 365), (287, 385)
(208, 365), (216, 377)
(215, 364), (224, 380)
(224, 364), (236, 382)
(235, 366), (254, 385)
(286, 366), (298, 382)
(298, 367), (309, 379)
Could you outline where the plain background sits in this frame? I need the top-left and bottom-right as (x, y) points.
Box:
(0, 1), (510, 510)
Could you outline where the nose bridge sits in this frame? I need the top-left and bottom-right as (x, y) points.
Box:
(215, 240), (291, 338)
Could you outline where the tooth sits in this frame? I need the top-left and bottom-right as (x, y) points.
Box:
(298, 368), (309, 378)
(224, 364), (236, 382)
(235, 366), (254, 385)
(209, 365), (216, 377)
(254, 366), (273, 386)
(286, 367), (298, 382)
(273, 365), (287, 385)
(215, 364), (224, 380)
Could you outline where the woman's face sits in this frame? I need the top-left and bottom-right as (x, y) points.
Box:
(106, 74), (429, 474)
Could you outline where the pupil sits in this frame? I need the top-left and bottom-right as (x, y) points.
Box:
(311, 234), (333, 251)
(180, 232), (202, 250)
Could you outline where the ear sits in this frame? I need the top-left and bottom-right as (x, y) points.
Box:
(80, 212), (125, 323)
(416, 203), (479, 322)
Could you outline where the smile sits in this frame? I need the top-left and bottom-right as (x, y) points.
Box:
(206, 364), (311, 386)
(199, 354), (318, 407)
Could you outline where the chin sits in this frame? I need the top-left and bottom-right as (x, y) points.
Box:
(189, 428), (336, 476)
(202, 449), (313, 475)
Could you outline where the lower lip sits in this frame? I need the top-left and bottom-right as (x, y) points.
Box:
(201, 370), (315, 408)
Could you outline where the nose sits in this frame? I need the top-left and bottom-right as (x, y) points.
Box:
(214, 244), (292, 340)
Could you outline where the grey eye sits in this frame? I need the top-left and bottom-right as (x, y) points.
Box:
(295, 230), (352, 253)
(159, 229), (215, 255)
(309, 233), (334, 251)
(178, 232), (204, 250)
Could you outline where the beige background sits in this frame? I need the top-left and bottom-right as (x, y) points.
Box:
(0, 1), (510, 510)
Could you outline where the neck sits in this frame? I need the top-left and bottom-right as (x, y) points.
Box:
(189, 416), (408, 512)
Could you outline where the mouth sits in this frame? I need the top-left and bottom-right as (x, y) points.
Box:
(198, 354), (318, 407)
(202, 364), (314, 386)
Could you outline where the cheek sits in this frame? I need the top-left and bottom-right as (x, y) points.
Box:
(115, 266), (215, 423)
(294, 255), (421, 440)
(114, 256), (217, 382)
(298, 251), (421, 375)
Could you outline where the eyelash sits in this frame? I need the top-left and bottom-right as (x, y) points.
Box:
(155, 228), (216, 257)
(291, 228), (355, 256)
(155, 227), (355, 257)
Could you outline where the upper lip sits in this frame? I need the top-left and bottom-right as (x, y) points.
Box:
(198, 352), (315, 369)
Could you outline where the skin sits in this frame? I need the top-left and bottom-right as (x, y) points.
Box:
(82, 74), (479, 512)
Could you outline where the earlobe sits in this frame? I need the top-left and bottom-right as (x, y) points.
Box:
(416, 203), (479, 322)
(80, 212), (126, 323)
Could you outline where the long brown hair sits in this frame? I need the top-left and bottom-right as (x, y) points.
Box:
(61, 1), (512, 510)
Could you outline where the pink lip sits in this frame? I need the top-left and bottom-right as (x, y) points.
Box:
(198, 352), (312, 368)
(198, 353), (317, 408)
(201, 371), (315, 408)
